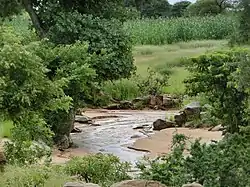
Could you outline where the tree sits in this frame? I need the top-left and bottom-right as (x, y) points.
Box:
(238, 0), (250, 43)
(185, 0), (230, 16)
(0, 0), (135, 149)
(0, 26), (72, 163)
(125, 0), (172, 18)
(171, 1), (191, 17)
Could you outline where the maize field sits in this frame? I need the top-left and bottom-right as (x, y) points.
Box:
(124, 15), (237, 45)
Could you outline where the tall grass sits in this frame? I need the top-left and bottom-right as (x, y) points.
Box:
(124, 15), (237, 45)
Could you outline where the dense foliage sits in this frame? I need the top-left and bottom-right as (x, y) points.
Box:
(185, 48), (250, 133)
(0, 154), (130, 187)
(125, 15), (236, 45)
(237, 0), (250, 44)
(138, 132), (250, 187)
(0, 26), (72, 164)
(47, 12), (135, 81)
(171, 1), (192, 17)
(64, 154), (131, 187)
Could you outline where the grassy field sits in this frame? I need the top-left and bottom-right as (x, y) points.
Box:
(133, 40), (228, 95)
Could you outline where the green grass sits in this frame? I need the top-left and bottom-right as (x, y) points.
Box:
(134, 40), (228, 95)
(103, 79), (140, 101)
(125, 15), (237, 45)
(0, 121), (13, 138)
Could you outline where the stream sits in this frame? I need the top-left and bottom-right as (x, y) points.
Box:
(72, 110), (177, 164)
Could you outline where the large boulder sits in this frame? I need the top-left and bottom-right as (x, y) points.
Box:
(174, 111), (187, 127)
(184, 102), (201, 120)
(153, 119), (175, 130)
(182, 182), (203, 187)
(111, 180), (167, 187)
(75, 115), (92, 124)
(64, 182), (100, 187)
(209, 124), (224, 132)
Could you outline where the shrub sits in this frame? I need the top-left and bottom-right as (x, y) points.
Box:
(137, 68), (169, 96)
(124, 15), (237, 45)
(184, 48), (249, 133)
(64, 154), (131, 187)
(138, 132), (250, 187)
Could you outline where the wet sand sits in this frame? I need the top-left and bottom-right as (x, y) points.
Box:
(130, 128), (222, 158)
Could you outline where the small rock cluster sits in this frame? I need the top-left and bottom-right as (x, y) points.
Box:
(105, 94), (181, 110)
(153, 102), (201, 130)
(63, 180), (203, 187)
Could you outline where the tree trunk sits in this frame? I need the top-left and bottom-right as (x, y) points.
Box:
(21, 0), (46, 38)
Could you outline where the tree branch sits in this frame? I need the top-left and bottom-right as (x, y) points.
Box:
(21, 0), (46, 38)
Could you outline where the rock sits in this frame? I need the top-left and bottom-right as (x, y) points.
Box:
(71, 127), (82, 133)
(91, 123), (101, 126)
(182, 182), (203, 187)
(64, 182), (100, 187)
(119, 100), (134, 109)
(162, 94), (181, 108)
(153, 119), (175, 130)
(209, 124), (224, 132)
(149, 96), (157, 106)
(57, 135), (71, 150)
(133, 124), (150, 130)
(163, 94), (174, 107)
(184, 102), (201, 120)
(150, 95), (164, 108)
(75, 115), (92, 124)
(130, 134), (142, 139)
(132, 96), (150, 105)
(111, 180), (167, 187)
(105, 104), (119, 110)
(174, 112), (187, 127)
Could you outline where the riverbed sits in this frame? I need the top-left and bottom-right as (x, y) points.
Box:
(58, 109), (222, 165)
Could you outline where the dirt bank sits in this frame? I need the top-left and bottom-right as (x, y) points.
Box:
(130, 127), (222, 158)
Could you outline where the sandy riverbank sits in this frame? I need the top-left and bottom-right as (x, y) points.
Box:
(130, 127), (222, 158)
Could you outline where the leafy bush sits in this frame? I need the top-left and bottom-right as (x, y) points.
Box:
(138, 132), (250, 187)
(64, 154), (131, 187)
(137, 68), (168, 96)
(124, 15), (237, 45)
(185, 48), (249, 133)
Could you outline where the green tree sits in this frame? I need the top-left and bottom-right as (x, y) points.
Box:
(0, 26), (72, 164)
(238, 0), (250, 43)
(185, 49), (249, 133)
(1, 0), (135, 149)
(185, 0), (229, 16)
(171, 1), (191, 17)
(125, 0), (172, 17)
